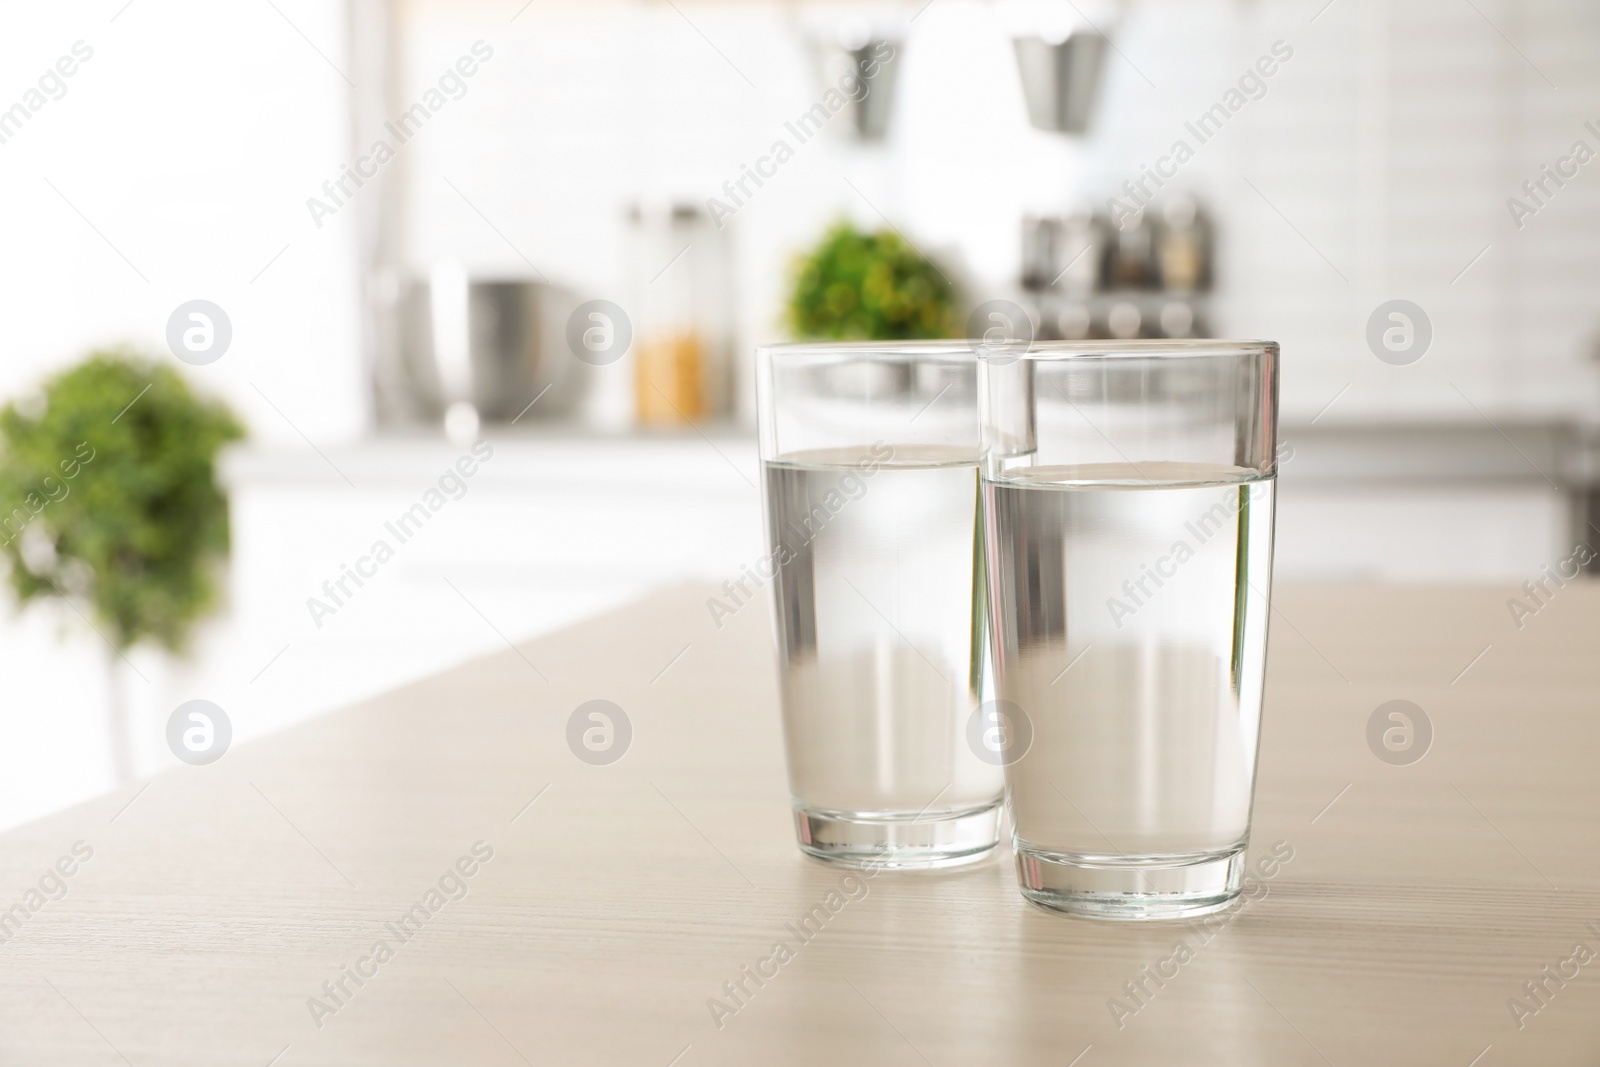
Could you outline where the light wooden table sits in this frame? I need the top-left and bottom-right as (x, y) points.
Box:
(3, 582), (1598, 1065)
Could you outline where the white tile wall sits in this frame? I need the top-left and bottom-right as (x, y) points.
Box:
(396, 0), (1600, 424)
(0, 0), (368, 444)
(0, 434), (765, 833)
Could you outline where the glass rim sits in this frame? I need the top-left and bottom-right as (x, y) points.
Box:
(758, 339), (983, 365)
(998, 338), (1277, 361)
(758, 338), (1277, 363)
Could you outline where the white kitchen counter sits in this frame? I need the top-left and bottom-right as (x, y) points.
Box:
(213, 428), (764, 750)
(3, 430), (762, 834)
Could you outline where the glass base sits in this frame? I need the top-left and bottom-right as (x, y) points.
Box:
(1016, 843), (1247, 920)
(794, 801), (1002, 870)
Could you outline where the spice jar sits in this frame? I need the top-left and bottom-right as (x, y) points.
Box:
(628, 201), (731, 426)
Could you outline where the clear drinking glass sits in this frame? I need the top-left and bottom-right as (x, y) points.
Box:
(757, 342), (1005, 868)
(978, 340), (1278, 918)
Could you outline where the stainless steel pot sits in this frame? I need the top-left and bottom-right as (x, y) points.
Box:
(393, 266), (587, 426)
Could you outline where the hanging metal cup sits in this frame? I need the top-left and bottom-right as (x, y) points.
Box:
(808, 17), (904, 141)
(1013, 31), (1108, 134)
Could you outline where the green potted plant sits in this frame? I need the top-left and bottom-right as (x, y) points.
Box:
(787, 222), (958, 340)
(0, 350), (243, 783)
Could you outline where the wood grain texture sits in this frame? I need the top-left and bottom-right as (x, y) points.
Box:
(2, 581), (1598, 1065)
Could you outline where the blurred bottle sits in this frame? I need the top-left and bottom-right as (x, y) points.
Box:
(1107, 210), (1156, 289)
(1156, 194), (1210, 293)
(1020, 216), (1063, 291)
(1058, 205), (1105, 294)
(629, 201), (730, 426)
(1022, 208), (1104, 293)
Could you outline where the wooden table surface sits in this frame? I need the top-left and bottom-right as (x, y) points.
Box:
(3, 581), (1599, 1065)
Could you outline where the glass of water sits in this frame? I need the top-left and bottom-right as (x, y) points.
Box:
(757, 342), (1005, 868)
(978, 340), (1279, 918)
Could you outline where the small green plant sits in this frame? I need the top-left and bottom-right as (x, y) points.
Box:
(787, 222), (957, 341)
(0, 350), (243, 780)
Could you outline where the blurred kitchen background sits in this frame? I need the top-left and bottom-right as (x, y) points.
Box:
(3, 0), (1598, 829)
